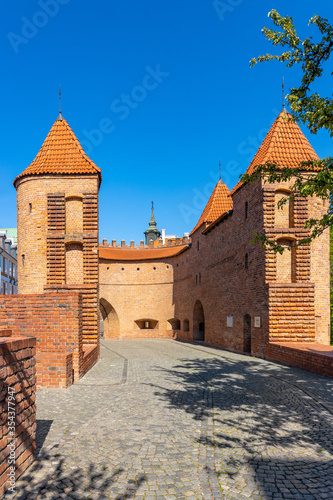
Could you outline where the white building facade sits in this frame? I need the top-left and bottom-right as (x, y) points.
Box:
(0, 230), (18, 295)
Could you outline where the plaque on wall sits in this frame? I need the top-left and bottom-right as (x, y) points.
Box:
(227, 316), (233, 327)
(254, 316), (262, 328)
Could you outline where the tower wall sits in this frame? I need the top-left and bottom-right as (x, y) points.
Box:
(16, 175), (98, 293)
(16, 174), (100, 345)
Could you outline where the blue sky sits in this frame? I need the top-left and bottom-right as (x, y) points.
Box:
(1, 0), (332, 244)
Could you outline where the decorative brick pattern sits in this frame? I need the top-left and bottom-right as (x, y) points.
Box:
(268, 283), (316, 342)
(0, 334), (36, 497)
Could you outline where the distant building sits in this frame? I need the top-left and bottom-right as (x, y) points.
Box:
(0, 230), (18, 295)
(160, 229), (190, 246)
(144, 202), (161, 245)
(0, 228), (17, 245)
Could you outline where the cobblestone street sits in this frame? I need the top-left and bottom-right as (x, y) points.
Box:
(10, 339), (333, 500)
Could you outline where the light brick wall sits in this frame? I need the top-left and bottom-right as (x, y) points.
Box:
(276, 239), (292, 282)
(16, 174), (100, 347)
(275, 190), (290, 227)
(308, 196), (330, 343)
(16, 176), (99, 294)
(66, 243), (84, 284)
(99, 260), (177, 338)
(66, 197), (83, 234)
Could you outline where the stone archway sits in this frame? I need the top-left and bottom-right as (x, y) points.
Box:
(193, 300), (205, 341)
(99, 298), (120, 339)
(243, 314), (251, 353)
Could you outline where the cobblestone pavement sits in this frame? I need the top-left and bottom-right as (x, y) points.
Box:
(8, 339), (333, 500)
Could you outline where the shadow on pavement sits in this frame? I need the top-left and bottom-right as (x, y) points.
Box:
(35, 420), (53, 454)
(150, 355), (333, 498)
(12, 445), (146, 500)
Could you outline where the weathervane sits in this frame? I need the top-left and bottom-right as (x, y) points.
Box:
(282, 77), (286, 110)
(219, 160), (222, 181)
(59, 84), (62, 114)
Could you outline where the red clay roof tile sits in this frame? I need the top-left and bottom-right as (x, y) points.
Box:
(231, 110), (319, 195)
(99, 245), (188, 261)
(190, 180), (233, 236)
(14, 116), (101, 186)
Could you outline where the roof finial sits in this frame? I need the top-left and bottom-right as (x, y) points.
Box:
(57, 84), (63, 121)
(219, 160), (222, 181)
(282, 77), (286, 111)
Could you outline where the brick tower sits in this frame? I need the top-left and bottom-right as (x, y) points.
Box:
(231, 109), (330, 349)
(14, 112), (101, 346)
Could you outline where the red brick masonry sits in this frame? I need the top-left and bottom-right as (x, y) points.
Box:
(0, 292), (98, 388)
(0, 332), (36, 497)
(266, 342), (333, 378)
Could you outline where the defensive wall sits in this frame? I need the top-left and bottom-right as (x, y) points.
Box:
(99, 110), (332, 377)
(6, 116), (102, 389)
(0, 330), (36, 497)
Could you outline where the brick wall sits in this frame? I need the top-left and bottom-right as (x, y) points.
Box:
(268, 283), (315, 342)
(174, 179), (269, 357)
(99, 260), (178, 338)
(266, 341), (333, 377)
(0, 292), (83, 388)
(16, 176), (98, 294)
(0, 332), (36, 497)
(99, 176), (329, 362)
(16, 175), (100, 346)
(308, 196), (330, 343)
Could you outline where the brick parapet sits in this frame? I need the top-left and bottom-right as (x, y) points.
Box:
(266, 341), (333, 378)
(0, 335), (36, 497)
(0, 292), (83, 387)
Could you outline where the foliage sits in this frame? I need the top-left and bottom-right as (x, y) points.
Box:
(244, 10), (333, 253)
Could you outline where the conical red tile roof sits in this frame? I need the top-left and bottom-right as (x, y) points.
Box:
(190, 180), (233, 236)
(231, 110), (319, 195)
(14, 116), (101, 187)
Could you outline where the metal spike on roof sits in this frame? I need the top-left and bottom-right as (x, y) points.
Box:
(57, 84), (63, 121)
(282, 77), (286, 111)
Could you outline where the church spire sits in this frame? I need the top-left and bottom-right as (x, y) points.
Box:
(144, 201), (161, 245)
(149, 201), (157, 226)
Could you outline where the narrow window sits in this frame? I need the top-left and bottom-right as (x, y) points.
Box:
(199, 272), (201, 284)
(245, 201), (248, 219)
(197, 241), (199, 251)
(245, 253), (248, 270)
(196, 274), (198, 284)
(29, 203), (32, 213)
(22, 254), (25, 267)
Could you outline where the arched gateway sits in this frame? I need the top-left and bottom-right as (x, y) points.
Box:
(100, 298), (120, 339)
(193, 300), (205, 341)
